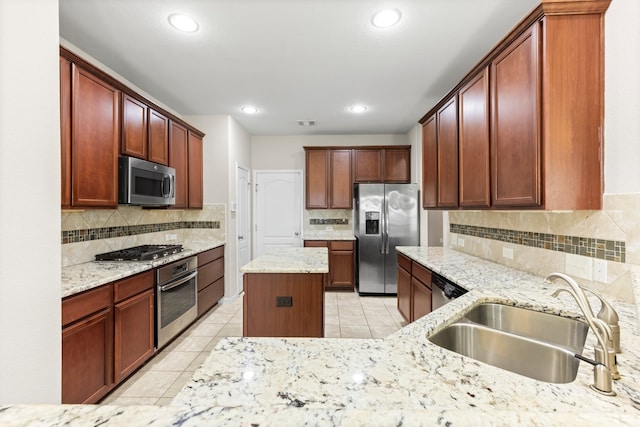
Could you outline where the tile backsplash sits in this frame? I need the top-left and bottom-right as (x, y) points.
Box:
(62, 204), (225, 267)
(448, 193), (640, 302)
(304, 209), (354, 233)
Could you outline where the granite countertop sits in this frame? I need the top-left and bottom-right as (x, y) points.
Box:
(302, 231), (355, 241)
(5, 247), (640, 425)
(61, 240), (225, 298)
(240, 247), (329, 274)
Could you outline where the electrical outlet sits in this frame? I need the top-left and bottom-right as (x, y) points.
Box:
(593, 259), (608, 283)
(566, 254), (593, 280)
(276, 296), (292, 307)
(165, 234), (177, 241)
(502, 247), (514, 259)
(325, 225), (334, 231)
(451, 235), (458, 246)
(458, 238), (465, 247)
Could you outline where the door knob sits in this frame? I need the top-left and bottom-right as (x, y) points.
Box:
(294, 232), (300, 236)
(238, 235), (245, 240)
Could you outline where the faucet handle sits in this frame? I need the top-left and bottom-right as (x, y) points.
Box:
(580, 286), (621, 353)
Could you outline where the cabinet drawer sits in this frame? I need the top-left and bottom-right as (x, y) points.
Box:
(398, 253), (412, 273)
(197, 246), (224, 266)
(62, 285), (112, 327)
(113, 270), (154, 303)
(412, 262), (432, 288)
(329, 240), (353, 251)
(198, 277), (224, 316)
(198, 257), (224, 291)
(304, 240), (328, 247)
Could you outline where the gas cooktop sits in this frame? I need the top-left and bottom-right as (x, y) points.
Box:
(95, 244), (183, 261)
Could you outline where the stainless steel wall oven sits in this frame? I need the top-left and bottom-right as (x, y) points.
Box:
(156, 256), (198, 349)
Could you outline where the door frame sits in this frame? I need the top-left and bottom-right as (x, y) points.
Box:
(235, 163), (251, 298)
(252, 169), (304, 257)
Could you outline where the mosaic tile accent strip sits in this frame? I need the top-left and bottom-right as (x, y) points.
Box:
(450, 224), (626, 263)
(309, 218), (349, 225)
(62, 221), (220, 244)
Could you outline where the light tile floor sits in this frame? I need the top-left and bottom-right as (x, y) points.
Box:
(101, 291), (406, 406)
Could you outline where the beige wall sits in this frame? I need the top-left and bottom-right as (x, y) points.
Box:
(0, 0), (61, 403)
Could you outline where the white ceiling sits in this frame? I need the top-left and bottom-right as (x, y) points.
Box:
(59, 0), (539, 136)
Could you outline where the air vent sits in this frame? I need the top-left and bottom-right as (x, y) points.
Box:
(297, 120), (316, 127)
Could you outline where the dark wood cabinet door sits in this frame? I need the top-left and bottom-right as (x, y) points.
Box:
(114, 289), (154, 383)
(188, 131), (203, 209)
(169, 121), (189, 208)
(62, 308), (113, 404)
(303, 240), (328, 248)
(437, 96), (459, 208)
(383, 148), (411, 183)
(148, 109), (169, 165)
(305, 149), (329, 209)
(71, 64), (119, 207)
(491, 24), (541, 207)
(330, 149), (352, 209)
(121, 94), (148, 159)
(396, 257), (411, 323)
(422, 116), (438, 208)
(353, 149), (382, 182)
(459, 68), (491, 208)
(411, 278), (432, 322)
(328, 241), (354, 290)
(60, 57), (72, 208)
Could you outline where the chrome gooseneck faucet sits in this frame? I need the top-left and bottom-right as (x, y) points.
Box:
(545, 272), (618, 396)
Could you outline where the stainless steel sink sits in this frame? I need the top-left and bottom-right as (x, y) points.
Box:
(463, 303), (589, 353)
(428, 303), (590, 383)
(429, 323), (581, 383)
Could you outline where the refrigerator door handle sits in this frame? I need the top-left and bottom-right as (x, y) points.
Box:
(384, 196), (390, 254)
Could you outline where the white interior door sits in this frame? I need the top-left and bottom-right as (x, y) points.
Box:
(236, 164), (250, 296)
(253, 170), (302, 257)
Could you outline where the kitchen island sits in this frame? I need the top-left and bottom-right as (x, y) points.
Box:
(240, 247), (329, 338)
(3, 248), (640, 425)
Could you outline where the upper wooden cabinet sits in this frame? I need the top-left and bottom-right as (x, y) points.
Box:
(436, 96), (459, 208)
(68, 64), (120, 208)
(419, 1), (609, 210)
(304, 148), (352, 209)
(60, 57), (72, 208)
(121, 95), (170, 166)
(353, 146), (411, 183)
(169, 121), (189, 209)
(188, 131), (204, 209)
(421, 116), (437, 208)
(459, 68), (491, 208)
(148, 109), (169, 165)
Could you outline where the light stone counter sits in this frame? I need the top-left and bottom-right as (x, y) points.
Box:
(302, 231), (356, 241)
(61, 240), (225, 298)
(6, 247), (640, 425)
(240, 247), (329, 274)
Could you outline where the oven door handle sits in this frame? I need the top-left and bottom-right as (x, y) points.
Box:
(159, 271), (197, 292)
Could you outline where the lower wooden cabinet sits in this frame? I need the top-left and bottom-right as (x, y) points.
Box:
(397, 253), (433, 323)
(197, 246), (225, 316)
(62, 285), (113, 404)
(113, 271), (155, 383)
(304, 240), (354, 291)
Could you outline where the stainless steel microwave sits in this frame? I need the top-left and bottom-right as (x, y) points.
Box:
(118, 156), (176, 206)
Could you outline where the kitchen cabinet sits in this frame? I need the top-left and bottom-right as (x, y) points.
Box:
(396, 253), (432, 323)
(419, 2), (608, 210)
(121, 94), (148, 160)
(304, 148), (352, 209)
(62, 285), (113, 404)
(459, 68), (490, 208)
(60, 57), (72, 207)
(421, 116), (437, 208)
(353, 146), (411, 183)
(148, 109), (169, 165)
(188, 131), (204, 209)
(169, 121), (188, 208)
(197, 246), (225, 316)
(304, 240), (354, 291)
(65, 63), (120, 208)
(436, 96), (458, 208)
(113, 271), (154, 383)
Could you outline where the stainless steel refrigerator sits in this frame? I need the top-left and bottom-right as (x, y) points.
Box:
(354, 183), (420, 295)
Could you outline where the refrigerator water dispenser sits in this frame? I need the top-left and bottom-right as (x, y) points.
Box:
(365, 211), (380, 235)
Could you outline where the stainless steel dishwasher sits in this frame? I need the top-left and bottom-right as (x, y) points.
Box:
(431, 272), (467, 310)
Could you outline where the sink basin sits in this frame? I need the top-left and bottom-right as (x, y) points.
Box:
(428, 303), (590, 383)
(429, 323), (581, 383)
(463, 303), (589, 353)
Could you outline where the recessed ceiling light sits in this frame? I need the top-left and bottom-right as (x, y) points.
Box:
(349, 105), (368, 113)
(168, 13), (199, 33)
(297, 120), (316, 127)
(241, 106), (259, 114)
(371, 9), (401, 29)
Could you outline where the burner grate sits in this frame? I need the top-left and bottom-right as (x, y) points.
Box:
(95, 244), (183, 261)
